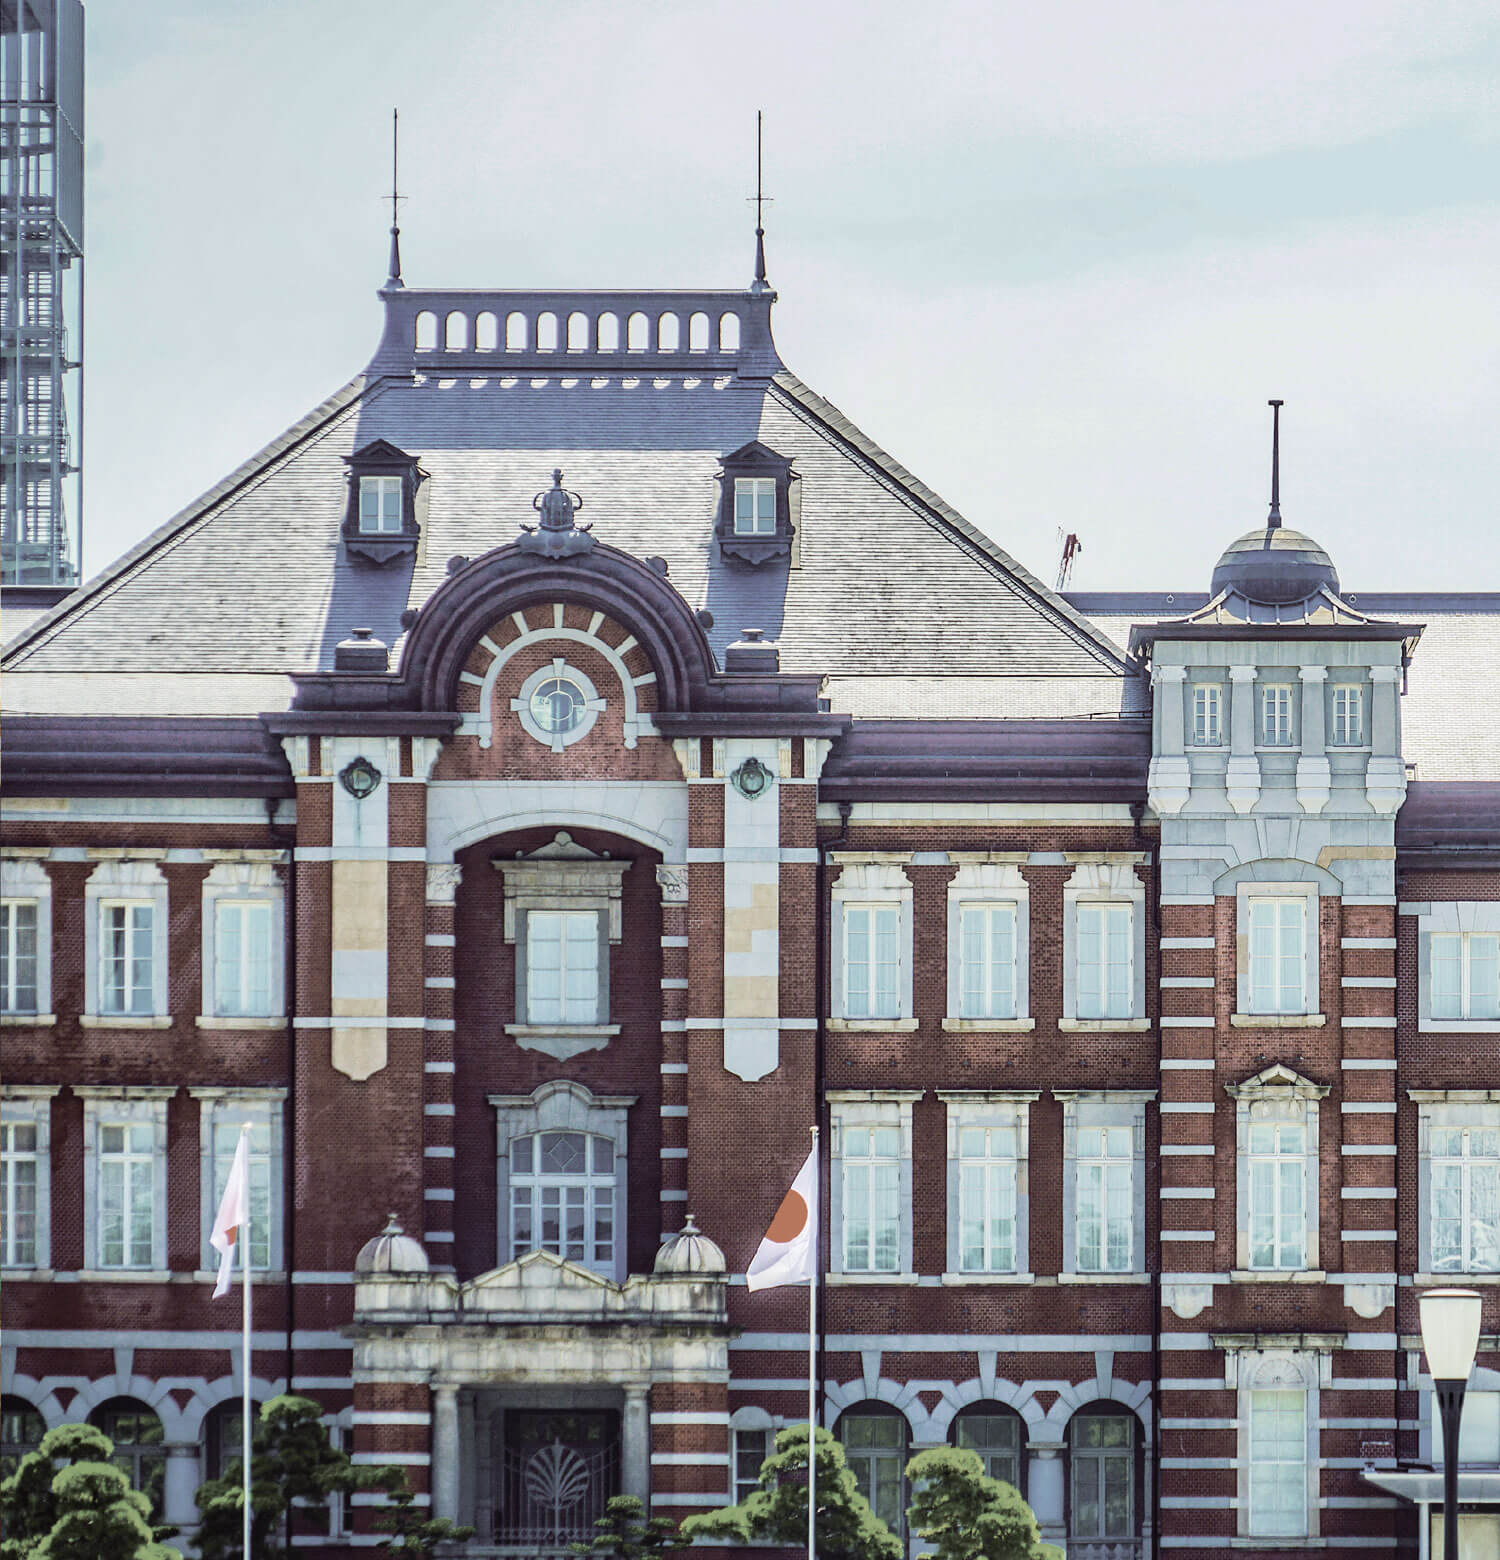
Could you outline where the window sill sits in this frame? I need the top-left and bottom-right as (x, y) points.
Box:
(1254, 746), (1302, 754)
(940, 1271), (1036, 1285)
(1418, 1019), (1500, 1032)
(1231, 1269), (1327, 1284)
(197, 1015), (286, 1030)
(940, 1017), (1035, 1032)
(1230, 1541), (1324, 1551)
(1414, 1271), (1500, 1286)
(1058, 1017), (1149, 1032)
(504, 1023), (619, 1060)
(80, 1014), (173, 1029)
(192, 1269), (287, 1284)
(828, 1017), (920, 1033)
(1058, 1272), (1151, 1284)
(827, 1272), (921, 1285)
(76, 1269), (173, 1283)
(1, 1266), (54, 1279)
(0, 1013), (56, 1027)
(1230, 1013), (1325, 1028)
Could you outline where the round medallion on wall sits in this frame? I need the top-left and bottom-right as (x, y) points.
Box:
(730, 755), (775, 799)
(511, 657), (606, 753)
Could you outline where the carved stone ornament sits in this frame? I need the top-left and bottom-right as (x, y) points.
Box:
(730, 756), (775, 800)
(426, 863), (463, 904)
(655, 864), (689, 904)
(338, 755), (383, 799)
(519, 469), (595, 558)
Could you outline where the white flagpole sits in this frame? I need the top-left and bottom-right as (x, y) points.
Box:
(807, 1123), (818, 1560)
(240, 1123), (252, 1560)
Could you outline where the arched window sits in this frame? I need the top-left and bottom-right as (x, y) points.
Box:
(596, 312), (619, 352)
(1, 1396), (44, 1476)
(414, 311), (437, 351)
(567, 311), (590, 352)
(505, 311), (527, 351)
(656, 312), (680, 352)
(445, 311), (468, 352)
(626, 312), (648, 352)
(688, 311), (709, 352)
(536, 312), (558, 353)
(951, 1403), (1026, 1493)
(718, 312), (741, 352)
(205, 1399), (261, 1480)
(90, 1398), (165, 1519)
(509, 1130), (616, 1274)
(1068, 1407), (1137, 1547)
(837, 1404), (908, 1539)
(475, 311), (498, 352)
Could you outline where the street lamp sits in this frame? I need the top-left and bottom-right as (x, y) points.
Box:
(1420, 1287), (1483, 1560)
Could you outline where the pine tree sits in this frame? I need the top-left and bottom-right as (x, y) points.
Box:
(905, 1445), (1061, 1560)
(373, 1478), (474, 1555)
(569, 1494), (683, 1556)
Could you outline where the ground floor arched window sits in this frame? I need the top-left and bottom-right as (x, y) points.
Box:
(951, 1402), (1027, 1494)
(205, 1399), (262, 1481)
(90, 1397), (166, 1520)
(1, 1396), (44, 1476)
(838, 1403), (910, 1540)
(1067, 1405), (1139, 1549)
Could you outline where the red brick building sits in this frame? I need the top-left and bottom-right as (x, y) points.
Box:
(3, 248), (1497, 1559)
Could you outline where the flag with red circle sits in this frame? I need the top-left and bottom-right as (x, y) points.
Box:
(746, 1144), (817, 1291)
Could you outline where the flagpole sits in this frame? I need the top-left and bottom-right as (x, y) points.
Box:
(241, 1123), (252, 1560)
(807, 1123), (819, 1560)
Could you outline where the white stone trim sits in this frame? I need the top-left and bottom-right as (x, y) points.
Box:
(1234, 880), (1321, 1020)
(827, 1090), (921, 1277)
(1056, 1090), (1154, 1278)
(511, 656), (606, 753)
(0, 857), (52, 1017)
(938, 1091), (1039, 1278)
(199, 857), (286, 1022)
(830, 857), (914, 1022)
(1062, 856), (1146, 1023)
(0, 1085), (58, 1269)
(1225, 1065), (1328, 1275)
(946, 857), (1030, 1023)
(84, 857), (170, 1019)
(79, 1086), (173, 1272)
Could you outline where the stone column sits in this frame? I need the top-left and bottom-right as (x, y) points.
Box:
(163, 1443), (201, 1534)
(622, 1386), (651, 1504)
(1366, 666), (1407, 813)
(1225, 664), (1261, 813)
(1296, 664), (1330, 813)
(1026, 1442), (1066, 1545)
(1148, 664), (1191, 814)
(432, 1384), (461, 1523)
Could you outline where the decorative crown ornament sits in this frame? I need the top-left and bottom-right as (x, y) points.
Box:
(520, 469), (595, 558)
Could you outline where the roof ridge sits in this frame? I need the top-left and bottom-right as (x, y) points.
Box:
(4, 374), (377, 664)
(767, 369), (1134, 674)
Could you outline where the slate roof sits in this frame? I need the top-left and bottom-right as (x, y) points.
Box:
(1068, 592), (1500, 784)
(3, 292), (1133, 723)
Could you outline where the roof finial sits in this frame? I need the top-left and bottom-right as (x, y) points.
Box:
(750, 109), (772, 295)
(385, 108), (404, 290)
(1267, 398), (1283, 530)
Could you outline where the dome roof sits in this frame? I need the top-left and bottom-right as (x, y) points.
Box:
(355, 1214), (430, 1275)
(653, 1213), (726, 1277)
(1210, 525), (1339, 606)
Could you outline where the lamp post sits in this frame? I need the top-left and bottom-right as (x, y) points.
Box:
(1420, 1287), (1482, 1560)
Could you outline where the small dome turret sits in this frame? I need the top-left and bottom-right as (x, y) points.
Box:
(1210, 525), (1340, 606)
(355, 1214), (430, 1275)
(653, 1213), (726, 1277)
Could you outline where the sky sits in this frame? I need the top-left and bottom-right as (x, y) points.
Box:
(80, 0), (1500, 594)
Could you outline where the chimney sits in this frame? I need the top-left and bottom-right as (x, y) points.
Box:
(725, 627), (779, 674)
(335, 627), (390, 672)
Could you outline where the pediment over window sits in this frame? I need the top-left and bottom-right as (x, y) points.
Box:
(1226, 1062), (1331, 1100)
(341, 439), (426, 566)
(715, 440), (797, 565)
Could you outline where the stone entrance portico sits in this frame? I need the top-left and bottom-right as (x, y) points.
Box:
(347, 1222), (731, 1550)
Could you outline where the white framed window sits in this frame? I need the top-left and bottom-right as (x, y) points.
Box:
(216, 903), (274, 1015)
(1192, 683), (1222, 746)
(0, 858), (51, 1020)
(1069, 1412), (1135, 1543)
(200, 855), (286, 1023)
(831, 859), (914, 1027)
(1260, 684), (1294, 746)
(1330, 684), (1364, 746)
(1060, 1091), (1151, 1277)
(1430, 1375), (1500, 1466)
(1062, 860), (1146, 1029)
(193, 1090), (285, 1274)
(1228, 1065), (1325, 1275)
(1229, 1349), (1319, 1542)
(1432, 933), (1500, 1021)
(358, 474), (403, 533)
(838, 1407), (909, 1540)
(733, 1425), (770, 1502)
(509, 1129), (616, 1269)
(511, 659), (607, 753)
(84, 858), (168, 1022)
(829, 1090), (917, 1276)
(1077, 903), (1132, 1020)
(0, 1088), (55, 1271)
(495, 836), (628, 1057)
(952, 1408), (1025, 1492)
(1412, 1093), (1500, 1276)
(0, 901), (38, 1015)
(100, 902), (154, 1015)
(1245, 896), (1310, 1015)
(1248, 1390), (1307, 1536)
(941, 1091), (1035, 1278)
(733, 476), (776, 535)
(945, 859), (1030, 1030)
(490, 1081), (634, 1281)
(957, 904), (1017, 1019)
(525, 910), (600, 1025)
(79, 1087), (171, 1273)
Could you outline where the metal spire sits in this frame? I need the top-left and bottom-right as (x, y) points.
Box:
(385, 109), (404, 289)
(750, 110), (771, 294)
(1266, 399), (1284, 529)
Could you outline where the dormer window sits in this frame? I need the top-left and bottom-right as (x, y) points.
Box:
(717, 441), (795, 565)
(359, 476), (403, 534)
(341, 439), (424, 565)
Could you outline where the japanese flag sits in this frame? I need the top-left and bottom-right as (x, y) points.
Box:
(210, 1128), (251, 1299)
(747, 1144), (818, 1291)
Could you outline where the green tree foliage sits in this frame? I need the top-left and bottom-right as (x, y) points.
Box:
(569, 1493), (683, 1556)
(679, 1423), (901, 1560)
(0, 1422), (176, 1560)
(193, 1394), (393, 1559)
(905, 1445), (1059, 1560)
(374, 1478), (474, 1556)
